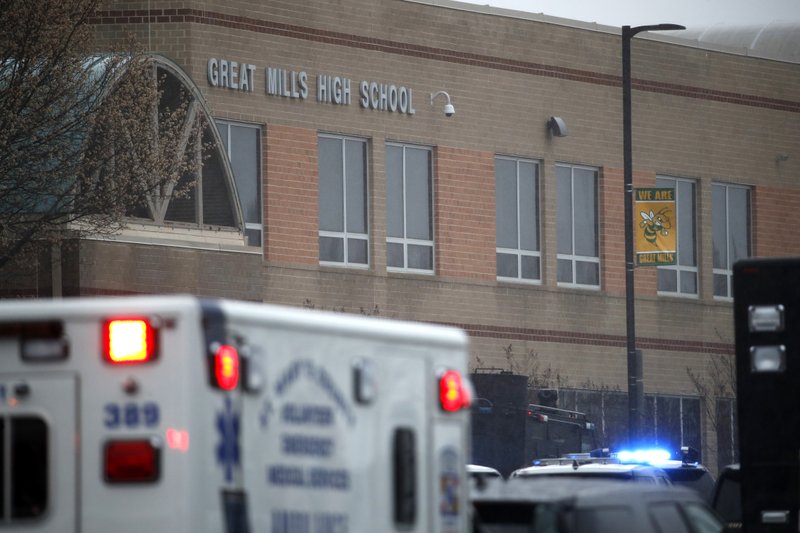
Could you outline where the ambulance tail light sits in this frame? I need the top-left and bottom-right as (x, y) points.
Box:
(213, 344), (240, 391)
(103, 318), (158, 364)
(104, 439), (161, 483)
(438, 370), (472, 412)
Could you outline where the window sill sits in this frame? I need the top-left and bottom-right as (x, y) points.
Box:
(79, 221), (259, 254)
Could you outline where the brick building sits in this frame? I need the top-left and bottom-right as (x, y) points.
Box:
(3, 0), (799, 470)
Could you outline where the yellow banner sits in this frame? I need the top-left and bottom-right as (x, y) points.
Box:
(635, 188), (676, 266)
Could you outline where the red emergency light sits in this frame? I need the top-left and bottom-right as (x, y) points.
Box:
(103, 318), (157, 364)
(214, 344), (240, 391)
(104, 439), (160, 483)
(438, 369), (472, 412)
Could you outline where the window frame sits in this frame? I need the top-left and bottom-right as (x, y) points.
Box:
(556, 163), (600, 290)
(656, 176), (698, 298)
(318, 133), (370, 268)
(496, 155), (542, 284)
(385, 142), (435, 275)
(216, 120), (263, 248)
(712, 182), (752, 300)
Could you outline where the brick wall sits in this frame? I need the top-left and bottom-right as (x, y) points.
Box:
(435, 146), (496, 280)
(76, 0), (800, 465)
(76, 241), (263, 300)
(753, 185), (800, 257)
(265, 124), (319, 265)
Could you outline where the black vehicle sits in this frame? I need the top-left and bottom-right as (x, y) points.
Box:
(471, 477), (723, 533)
(733, 258), (800, 531)
(470, 371), (597, 478)
(711, 464), (742, 532)
(648, 447), (716, 503)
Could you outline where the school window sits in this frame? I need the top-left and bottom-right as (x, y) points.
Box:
(217, 121), (262, 247)
(318, 135), (369, 266)
(712, 183), (751, 299)
(557, 164), (599, 288)
(386, 143), (434, 273)
(496, 156), (541, 283)
(656, 176), (697, 296)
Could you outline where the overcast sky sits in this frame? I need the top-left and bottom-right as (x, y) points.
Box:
(455, 0), (800, 29)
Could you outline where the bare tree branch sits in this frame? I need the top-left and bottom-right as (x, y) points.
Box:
(0, 0), (202, 269)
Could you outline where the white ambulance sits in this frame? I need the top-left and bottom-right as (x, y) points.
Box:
(0, 295), (473, 532)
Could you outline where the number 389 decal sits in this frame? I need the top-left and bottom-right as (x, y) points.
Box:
(104, 402), (160, 429)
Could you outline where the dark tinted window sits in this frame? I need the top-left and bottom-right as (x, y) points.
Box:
(393, 428), (416, 526)
(222, 490), (250, 533)
(472, 502), (559, 533)
(712, 470), (742, 524)
(577, 506), (633, 532)
(11, 417), (48, 519)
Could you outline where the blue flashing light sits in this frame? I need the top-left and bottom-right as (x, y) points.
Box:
(616, 448), (671, 464)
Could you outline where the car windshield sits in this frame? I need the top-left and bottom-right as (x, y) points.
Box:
(472, 502), (560, 533)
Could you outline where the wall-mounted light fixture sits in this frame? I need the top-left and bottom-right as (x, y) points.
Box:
(430, 91), (455, 117)
(548, 116), (568, 137)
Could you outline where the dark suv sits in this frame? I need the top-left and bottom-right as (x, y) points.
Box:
(711, 464), (741, 532)
(471, 477), (723, 533)
(649, 448), (716, 503)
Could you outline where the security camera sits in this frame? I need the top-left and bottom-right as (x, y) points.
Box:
(431, 91), (455, 118)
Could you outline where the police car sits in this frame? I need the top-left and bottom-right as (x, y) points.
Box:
(510, 448), (678, 485)
(471, 477), (724, 533)
(510, 455), (673, 485)
(573, 446), (716, 501)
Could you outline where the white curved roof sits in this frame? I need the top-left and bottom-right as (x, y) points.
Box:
(672, 22), (800, 64)
(408, 1), (800, 64)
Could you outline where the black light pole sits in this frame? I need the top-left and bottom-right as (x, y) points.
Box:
(622, 23), (684, 445)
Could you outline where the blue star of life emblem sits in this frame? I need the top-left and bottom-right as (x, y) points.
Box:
(216, 395), (240, 483)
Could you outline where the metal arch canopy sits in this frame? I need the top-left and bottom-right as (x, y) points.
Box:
(135, 54), (244, 231)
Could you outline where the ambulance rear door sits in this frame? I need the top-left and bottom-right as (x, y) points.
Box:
(239, 331), (430, 532)
(0, 344), (77, 533)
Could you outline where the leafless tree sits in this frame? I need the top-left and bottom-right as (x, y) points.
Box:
(686, 349), (737, 433)
(0, 0), (202, 270)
